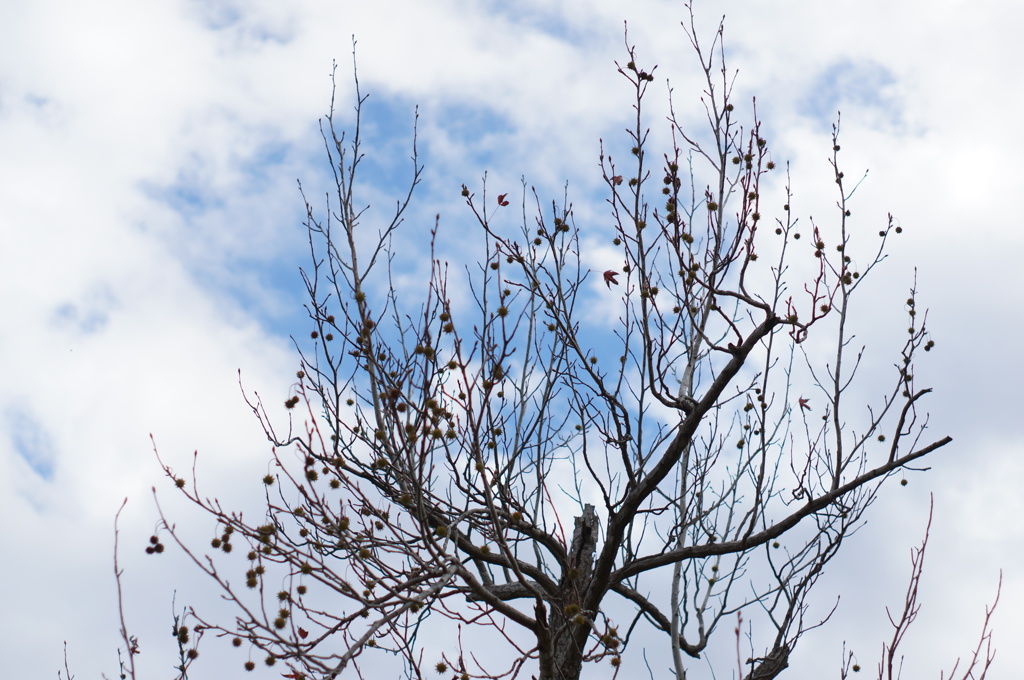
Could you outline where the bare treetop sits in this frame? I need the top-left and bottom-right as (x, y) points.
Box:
(136, 13), (997, 680)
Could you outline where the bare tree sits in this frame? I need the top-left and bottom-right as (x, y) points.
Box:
(146, 13), (979, 680)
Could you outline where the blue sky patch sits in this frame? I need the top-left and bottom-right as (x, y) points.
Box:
(800, 59), (904, 130)
(187, 0), (296, 45)
(142, 157), (227, 219)
(51, 284), (117, 335)
(6, 407), (57, 481)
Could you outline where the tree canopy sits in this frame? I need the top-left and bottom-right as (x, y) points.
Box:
(130, 12), (997, 680)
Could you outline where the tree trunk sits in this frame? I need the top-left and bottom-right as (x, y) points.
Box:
(539, 505), (599, 680)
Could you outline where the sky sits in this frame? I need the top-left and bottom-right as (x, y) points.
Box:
(1, 0), (1021, 678)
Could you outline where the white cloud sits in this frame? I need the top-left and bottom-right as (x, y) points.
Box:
(1, 0), (1020, 677)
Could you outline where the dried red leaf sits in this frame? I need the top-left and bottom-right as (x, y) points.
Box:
(603, 270), (620, 288)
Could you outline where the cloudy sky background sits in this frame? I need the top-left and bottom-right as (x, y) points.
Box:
(1, 0), (1021, 677)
